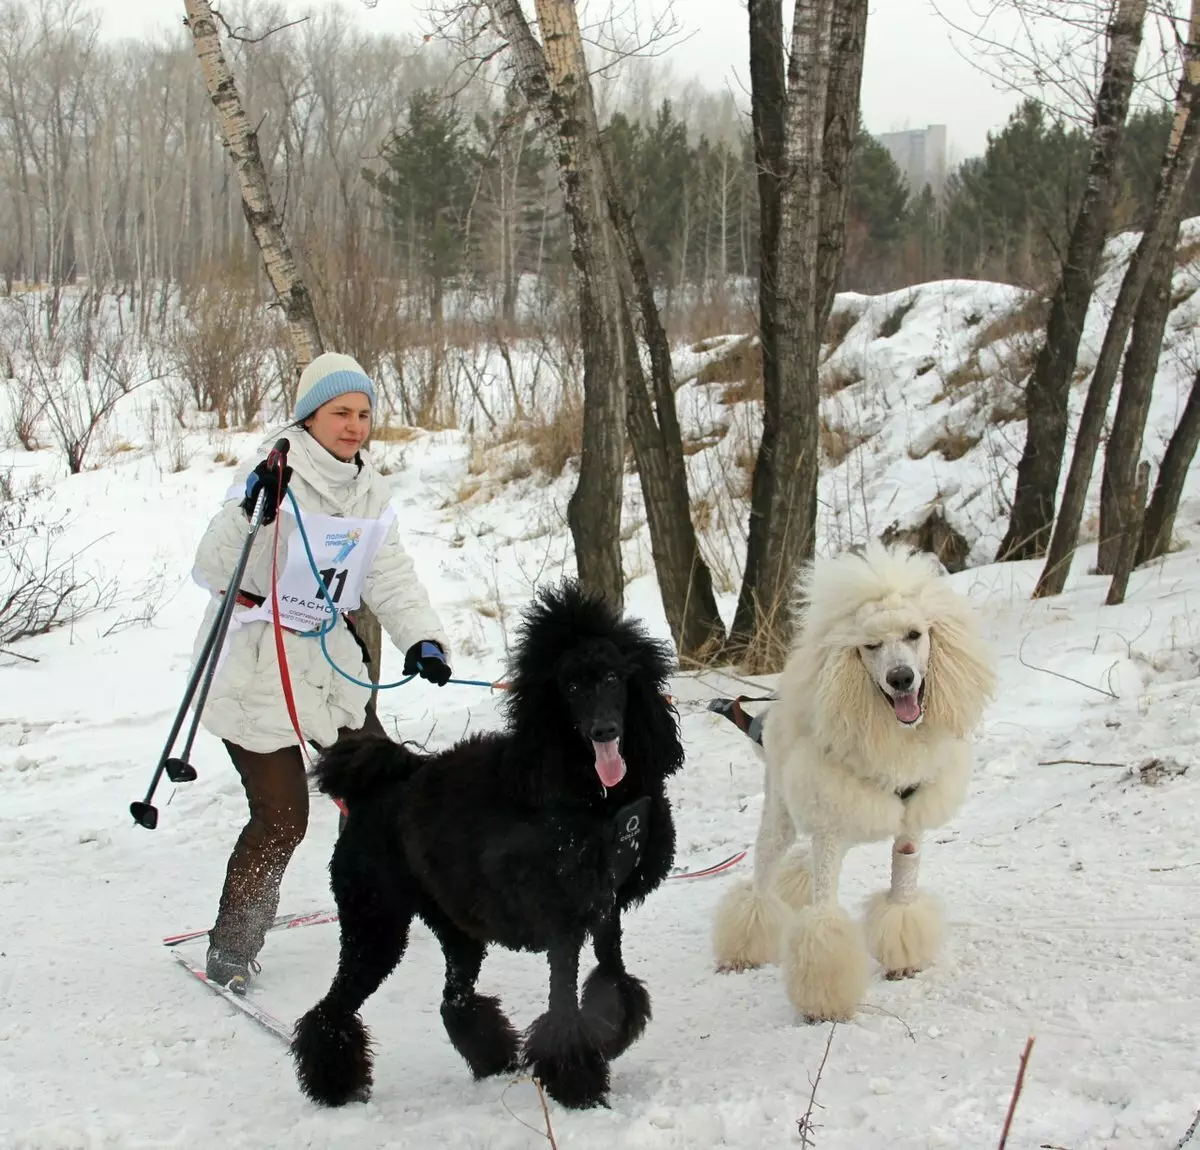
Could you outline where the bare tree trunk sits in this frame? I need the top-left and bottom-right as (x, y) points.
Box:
(1105, 459), (1150, 605)
(183, 0), (322, 375)
(492, 0), (626, 607)
(815, 0), (868, 333)
(1096, 226), (1178, 568)
(1099, 0), (1200, 574)
(1138, 366), (1200, 563)
(727, 0), (786, 660)
(996, 0), (1147, 563)
(607, 191), (728, 658)
(731, 0), (865, 672)
(1035, 63), (1200, 599)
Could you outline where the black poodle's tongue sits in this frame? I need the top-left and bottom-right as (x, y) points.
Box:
(592, 740), (626, 787)
(892, 692), (921, 723)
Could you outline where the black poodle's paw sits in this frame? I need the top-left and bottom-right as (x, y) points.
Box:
(580, 965), (651, 1060)
(521, 1010), (611, 1109)
(291, 1001), (374, 1107)
(441, 993), (521, 1079)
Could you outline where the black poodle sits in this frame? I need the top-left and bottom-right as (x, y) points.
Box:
(291, 580), (684, 1110)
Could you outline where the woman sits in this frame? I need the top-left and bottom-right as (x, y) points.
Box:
(190, 351), (452, 994)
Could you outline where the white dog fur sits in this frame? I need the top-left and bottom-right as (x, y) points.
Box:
(712, 541), (995, 1021)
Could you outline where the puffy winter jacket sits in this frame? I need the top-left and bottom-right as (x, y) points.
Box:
(190, 429), (448, 753)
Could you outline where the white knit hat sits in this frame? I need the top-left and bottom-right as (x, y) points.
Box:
(293, 352), (377, 423)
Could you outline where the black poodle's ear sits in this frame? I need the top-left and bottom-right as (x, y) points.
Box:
(620, 631), (684, 778)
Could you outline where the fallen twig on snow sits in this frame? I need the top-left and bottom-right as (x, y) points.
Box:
(1173, 1107), (1200, 1149)
(0, 646), (39, 663)
(1037, 758), (1125, 767)
(1013, 804), (1063, 831)
(797, 1023), (837, 1148)
(1019, 635), (1118, 699)
(500, 1076), (559, 1149)
(1150, 861), (1200, 873)
(998, 1036), (1035, 1150)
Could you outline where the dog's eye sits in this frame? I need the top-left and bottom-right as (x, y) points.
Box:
(907, 630), (922, 642)
(566, 682), (580, 695)
(604, 672), (619, 687)
(864, 642), (881, 652)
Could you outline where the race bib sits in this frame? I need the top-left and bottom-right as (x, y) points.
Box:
(241, 504), (395, 632)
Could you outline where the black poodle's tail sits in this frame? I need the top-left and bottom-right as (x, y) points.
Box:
(311, 733), (422, 806)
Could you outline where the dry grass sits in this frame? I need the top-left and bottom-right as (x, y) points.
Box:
(882, 507), (971, 573)
(682, 426), (729, 456)
(911, 427), (982, 462)
(371, 422), (422, 443)
(820, 417), (868, 465)
(821, 362), (864, 395)
(693, 337), (762, 404)
(941, 355), (989, 393)
(879, 296), (916, 339)
(976, 293), (1048, 348)
(823, 304), (863, 357)
(1175, 237), (1200, 268)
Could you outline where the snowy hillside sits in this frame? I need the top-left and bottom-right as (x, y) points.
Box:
(3, 225), (1200, 1148)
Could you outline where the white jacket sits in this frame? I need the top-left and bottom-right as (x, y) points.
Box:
(191, 430), (448, 753)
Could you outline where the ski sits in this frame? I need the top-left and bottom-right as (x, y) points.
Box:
(170, 950), (294, 1044)
(668, 848), (747, 880)
(163, 908), (338, 948)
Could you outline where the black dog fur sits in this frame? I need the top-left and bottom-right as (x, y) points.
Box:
(290, 581), (683, 1110)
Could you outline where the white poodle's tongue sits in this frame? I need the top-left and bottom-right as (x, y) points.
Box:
(592, 739), (626, 787)
(892, 692), (921, 723)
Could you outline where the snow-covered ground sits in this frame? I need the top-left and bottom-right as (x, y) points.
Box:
(4, 236), (1200, 1147)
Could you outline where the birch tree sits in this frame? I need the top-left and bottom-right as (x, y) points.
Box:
(182, 0), (322, 375)
(728, 0), (868, 671)
(490, 0), (627, 607)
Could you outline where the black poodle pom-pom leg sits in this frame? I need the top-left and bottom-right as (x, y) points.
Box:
(580, 913), (652, 1060)
(433, 917), (520, 1079)
(521, 940), (611, 1109)
(292, 1001), (374, 1105)
(292, 837), (413, 1106)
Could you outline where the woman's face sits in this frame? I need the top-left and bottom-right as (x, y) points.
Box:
(305, 392), (372, 461)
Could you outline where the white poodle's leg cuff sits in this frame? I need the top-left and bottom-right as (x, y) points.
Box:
(781, 904), (869, 1021)
(864, 836), (943, 976)
(712, 879), (790, 971)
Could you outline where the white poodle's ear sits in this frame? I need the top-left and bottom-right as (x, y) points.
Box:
(923, 588), (995, 737)
(815, 645), (895, 763)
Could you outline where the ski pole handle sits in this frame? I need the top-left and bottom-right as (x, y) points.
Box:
(267, 437), (290, 467)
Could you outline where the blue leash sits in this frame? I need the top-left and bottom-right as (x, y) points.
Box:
(284, 488), (500, 692)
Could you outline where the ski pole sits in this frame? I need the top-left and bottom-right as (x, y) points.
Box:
(130, 438), (291, 830)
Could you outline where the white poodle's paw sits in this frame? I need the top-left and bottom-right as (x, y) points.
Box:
(863, 889), (943, 978)
(770, 850), (813, 910)
(781, 905), (869, 1022)
(712, 879), (789, 972)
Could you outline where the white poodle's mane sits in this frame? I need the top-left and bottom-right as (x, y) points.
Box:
(782, 541), (995, 768)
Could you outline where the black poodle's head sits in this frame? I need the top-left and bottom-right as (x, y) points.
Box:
(503, 580), (683, 799)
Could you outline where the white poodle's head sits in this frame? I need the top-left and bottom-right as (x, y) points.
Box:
(857, 622), (930, 727)
(793, 541), (994, 752)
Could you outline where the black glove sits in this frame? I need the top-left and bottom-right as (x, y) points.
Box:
(403, 640), (451, 686)
(240, 459), (293, 526)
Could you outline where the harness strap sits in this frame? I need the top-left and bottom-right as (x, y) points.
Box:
(609, 796), (652, 887)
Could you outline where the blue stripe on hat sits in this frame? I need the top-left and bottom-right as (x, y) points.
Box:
(293, 369), (377, 422)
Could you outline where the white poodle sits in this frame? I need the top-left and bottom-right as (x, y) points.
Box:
(712, 541), (994, 1021)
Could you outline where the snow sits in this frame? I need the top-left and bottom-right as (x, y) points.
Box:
(4, 241), (1200, 1147)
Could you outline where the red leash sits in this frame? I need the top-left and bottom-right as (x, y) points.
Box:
(265, 453), (348, 817)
